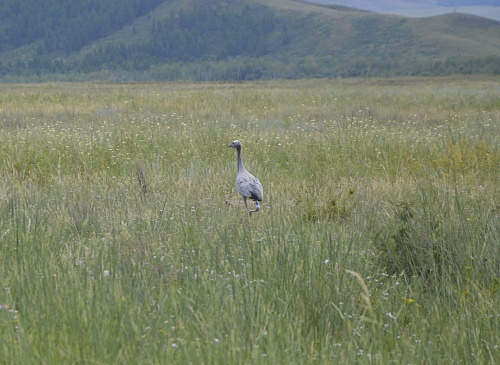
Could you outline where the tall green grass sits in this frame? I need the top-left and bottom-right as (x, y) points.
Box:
(0, 77), (499, 363)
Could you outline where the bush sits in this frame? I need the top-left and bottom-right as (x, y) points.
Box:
(372, 186), (498, 294)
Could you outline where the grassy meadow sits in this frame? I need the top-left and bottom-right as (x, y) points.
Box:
(0, 77), (499, 364)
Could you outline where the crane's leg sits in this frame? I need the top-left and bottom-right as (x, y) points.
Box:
(248, 201), (260, 216)
(242, 196), (249, 213)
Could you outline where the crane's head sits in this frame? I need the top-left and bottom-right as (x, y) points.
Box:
(229, 140), (242, 149)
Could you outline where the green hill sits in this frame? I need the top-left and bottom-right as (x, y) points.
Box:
(1, 0), (499, 80)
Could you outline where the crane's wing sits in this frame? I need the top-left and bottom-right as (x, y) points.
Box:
(236, 173), (263, 202)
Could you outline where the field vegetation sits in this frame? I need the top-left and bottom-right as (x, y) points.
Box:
(0, 77), (499, 363)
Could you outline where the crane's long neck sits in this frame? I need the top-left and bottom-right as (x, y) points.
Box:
(236, 146), (245, 173)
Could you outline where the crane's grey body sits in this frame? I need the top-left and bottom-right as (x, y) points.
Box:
(229, 140), (263, 215)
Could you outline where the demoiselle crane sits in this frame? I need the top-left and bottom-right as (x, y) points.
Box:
(229, 140), (263, 215)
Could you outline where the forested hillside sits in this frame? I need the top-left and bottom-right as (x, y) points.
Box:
(78, 4), (282, 72)
(0, 0), (499, 81)
(0, 0), (164, 53)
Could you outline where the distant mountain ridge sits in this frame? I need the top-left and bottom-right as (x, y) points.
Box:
(304, 0), (500, 22)
(0, 0), (499, 81)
